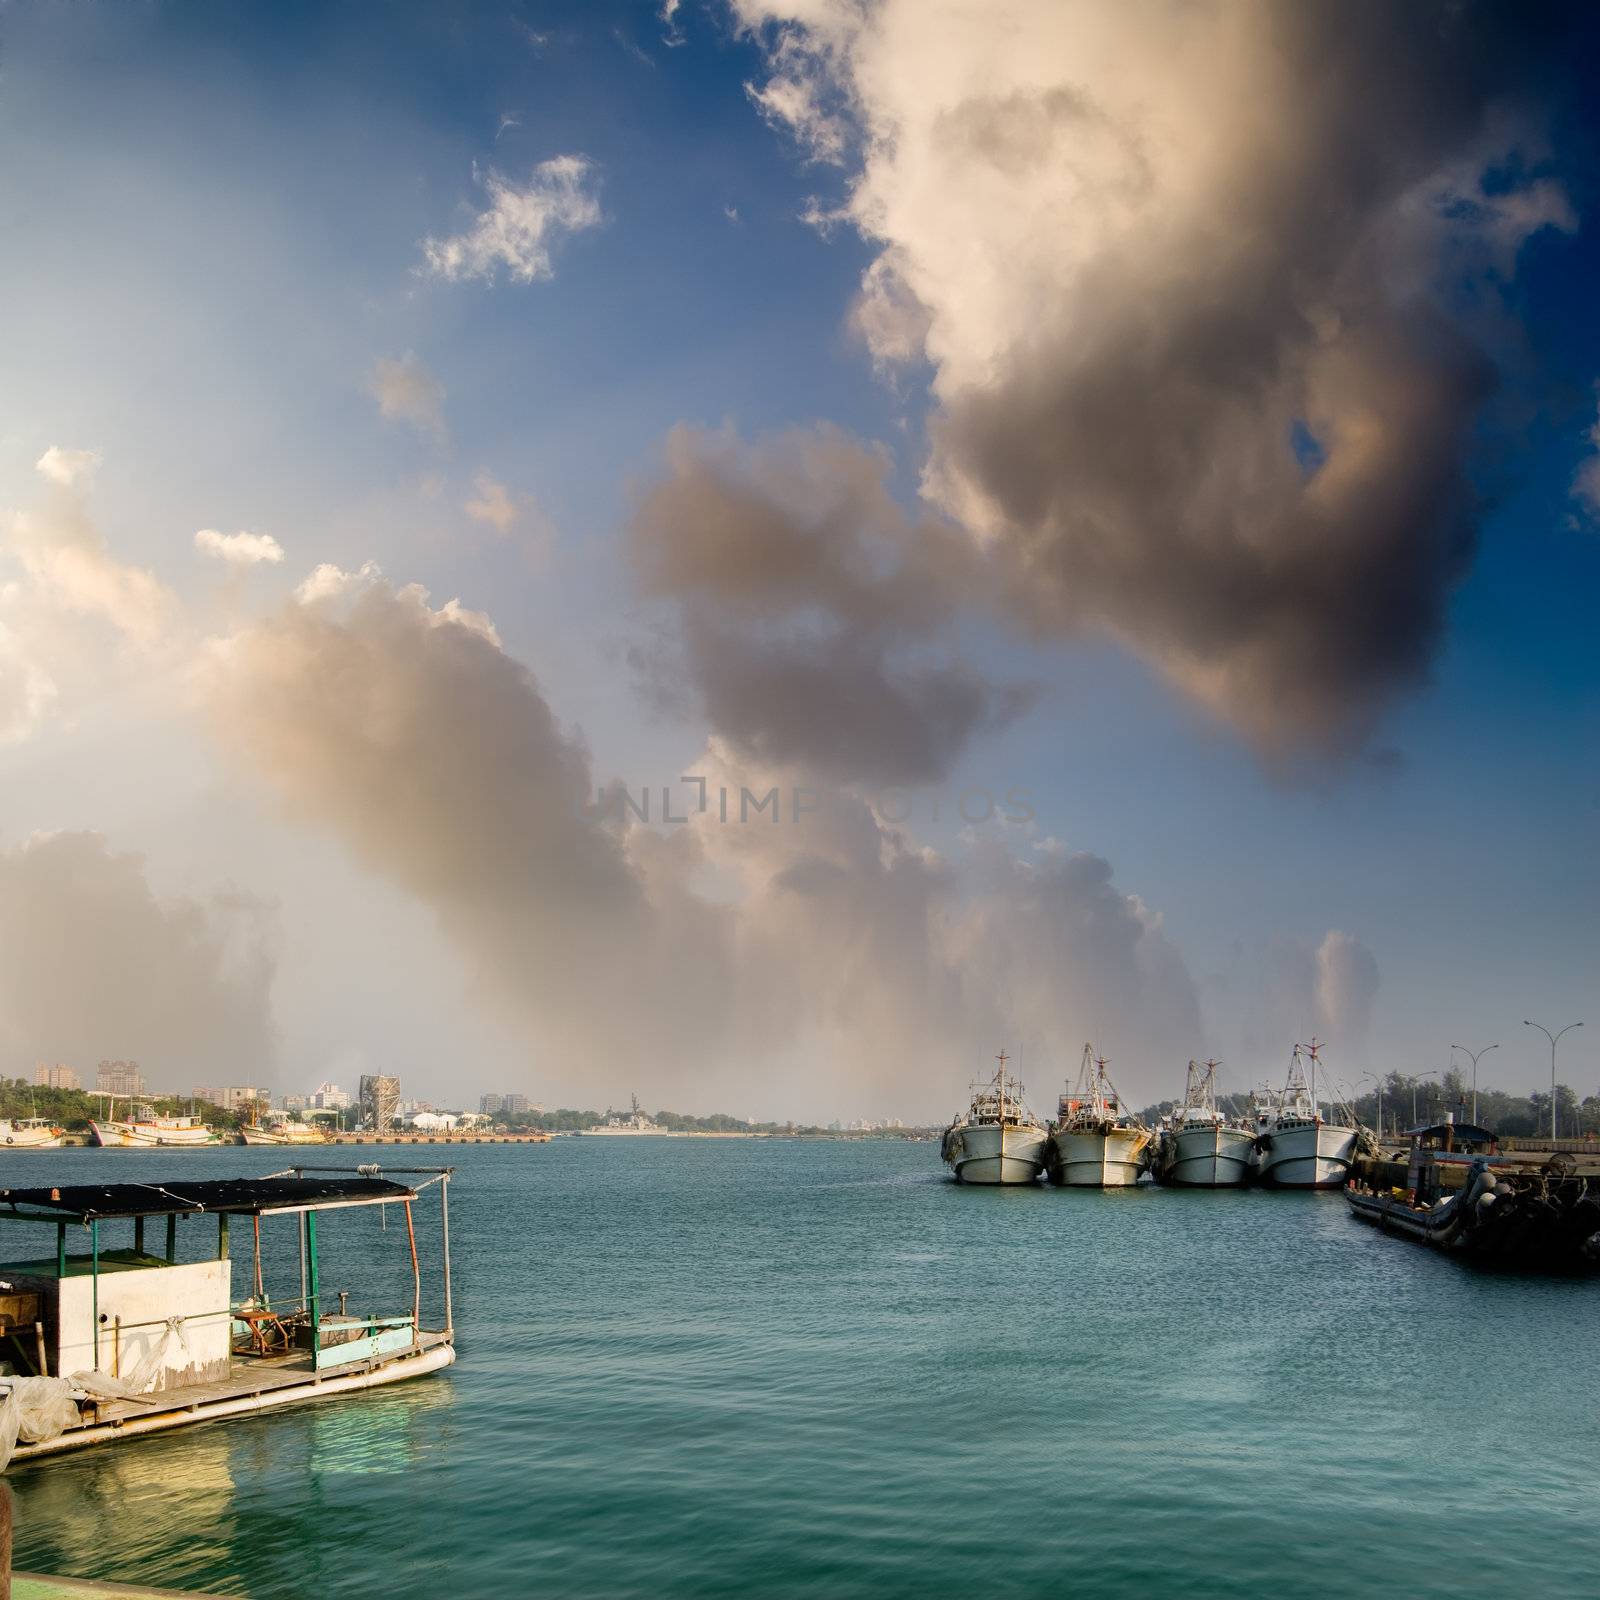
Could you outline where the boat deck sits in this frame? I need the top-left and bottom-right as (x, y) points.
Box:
(85, 1330), (454, 1424)
(88, 1354), (316, 1423)
(11, 1332), (455, 1462)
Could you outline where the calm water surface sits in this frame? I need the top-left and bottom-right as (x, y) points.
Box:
(7, 1138), (1599, 1597)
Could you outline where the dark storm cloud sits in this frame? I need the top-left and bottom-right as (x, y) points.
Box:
(741, 0), (1580, 752)
(629, 424), (1033, 785)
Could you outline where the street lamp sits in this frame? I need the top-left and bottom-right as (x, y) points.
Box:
(1361, 1071), (1384, 1140)
(1450, 1042), (1499, 1127)
(1408, 1069), (1440, 1129)
(1524, 1020), (1584, 1142)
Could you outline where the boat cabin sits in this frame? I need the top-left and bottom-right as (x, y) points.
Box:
(1404, 1121), (1499, 1155)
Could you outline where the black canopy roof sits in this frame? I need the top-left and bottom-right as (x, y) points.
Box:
(0, 1175), (418, 1222)
(1404, 1121), (1498, 1142)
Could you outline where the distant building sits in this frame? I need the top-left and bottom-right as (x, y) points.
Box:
(360, 1074), (400, 1133)
(406, 1110), (458, 1131)
(480, 1093), (504, 1115)
(503, 1093), (532, 1115)
(311, 1082), (351, 1111)
(194, 1086), (263, 1111)
(96, 1060), (146, 1098)
(282, 1093), (308, 1111)
(33, 1062), (81, 1091)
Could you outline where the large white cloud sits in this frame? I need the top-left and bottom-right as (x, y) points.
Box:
(198, 571), (1199, 1115)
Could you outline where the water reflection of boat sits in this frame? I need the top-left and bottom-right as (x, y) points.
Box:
(6, 1425), (239, 1573)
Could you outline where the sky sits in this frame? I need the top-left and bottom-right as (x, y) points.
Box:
(0, 0), (1596, 1122)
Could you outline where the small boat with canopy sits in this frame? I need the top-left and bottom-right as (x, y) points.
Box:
(0, 1165), (456, 1468)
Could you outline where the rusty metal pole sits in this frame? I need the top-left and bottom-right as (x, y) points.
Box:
(441, 1177), (453, 1338)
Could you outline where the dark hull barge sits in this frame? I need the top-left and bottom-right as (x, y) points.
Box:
(1347, 1154), (1600, 1271)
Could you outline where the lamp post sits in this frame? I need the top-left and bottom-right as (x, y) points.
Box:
(1450, 1042), (1498, 1127)
(1409, 1069), (1440, 1129)
(1361, 1071), (1384, 1141)
(1524, 1020), (1583, 1142)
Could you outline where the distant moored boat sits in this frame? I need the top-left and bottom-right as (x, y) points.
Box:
(941, 1051), (1048, 1184)
(1155, 1059), (1254, 1186)
(1250, 1039), (1359, 1189)
(0, 1117), (67, 1149)
(90, 1100), (220, 1148)
(1046, 1045), (1152, 1187)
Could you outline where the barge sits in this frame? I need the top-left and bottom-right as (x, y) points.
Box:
(1346, 1121), (1600, 1270)
(0, 1166), (455, 1467)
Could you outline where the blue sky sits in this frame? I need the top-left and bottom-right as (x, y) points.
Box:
(0, 0), (1595, 1117)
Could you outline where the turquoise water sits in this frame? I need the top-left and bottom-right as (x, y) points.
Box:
(7, 1138), (1600, 1598)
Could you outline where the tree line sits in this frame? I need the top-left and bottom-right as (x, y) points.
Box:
(1137, 1066), (1599, 1138)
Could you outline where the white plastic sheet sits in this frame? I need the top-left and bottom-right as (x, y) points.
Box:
(71, 1315), (194, 1403)
(0, 1315), (195, 1469)
(0, 1378), (82, 1469)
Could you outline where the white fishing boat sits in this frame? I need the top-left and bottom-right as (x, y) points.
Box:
(89, 1097), (220, 1148)
(940, 1052), (1048, 1185)
(0, 1118), (67, 1150)
(1250, 1039), (1359, 1189)
(1047, 1045), (1152, 1187)
(1155, 1059), (1255, 1187)
(239, 1119), (328, 1146)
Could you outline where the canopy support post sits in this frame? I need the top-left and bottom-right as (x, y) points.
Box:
(218, 1213), (229, 1260)
(56, 1221), (66, 1279)
(166, 1212), (177, 1262)
(441, 1176), (453, 1337)
(91, 1219), (101, 1370)
(305, 1209), (320, 1367)
(403, 1198), (420, 1336)
(134, 1215), (145, 1256)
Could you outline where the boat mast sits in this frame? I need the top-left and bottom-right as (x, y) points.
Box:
(1296, 1037), (1323, 1112)
(996, 1050), (1009, 1123)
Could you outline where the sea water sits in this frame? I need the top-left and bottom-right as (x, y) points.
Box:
(7, 1137), (1600, 1597)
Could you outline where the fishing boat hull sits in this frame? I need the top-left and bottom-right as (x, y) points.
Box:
(1048, 1127), (1151, 1187)
(1253, 1123), (1356, 1189)
(0, 1124), (65, 1149)
(1159, 1125), (1255, 1187)
(240, 1126), (327, 1145)
(8, 1340), (456, 1463)
(942, 1122), (1048, 1184)
(90, 1120), (220, 1148)
(1348, 1166), (1600, 1270)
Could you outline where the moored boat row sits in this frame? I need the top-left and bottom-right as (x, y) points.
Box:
(941, 1040), (1368, 1189)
